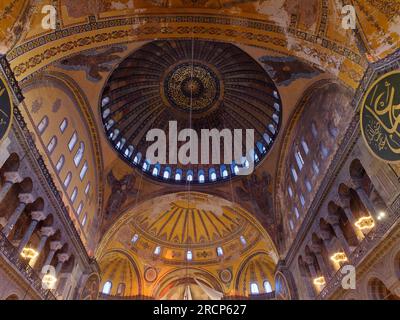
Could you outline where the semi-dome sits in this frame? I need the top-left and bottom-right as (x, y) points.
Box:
(100, 40), (282, 184)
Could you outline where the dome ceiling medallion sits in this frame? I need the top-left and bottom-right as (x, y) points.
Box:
(101, 40), (282, 184)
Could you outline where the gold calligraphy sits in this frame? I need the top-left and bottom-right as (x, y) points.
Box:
(361, 71), (400, 162)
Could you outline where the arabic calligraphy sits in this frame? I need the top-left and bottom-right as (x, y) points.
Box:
(361, 71), (400, 162)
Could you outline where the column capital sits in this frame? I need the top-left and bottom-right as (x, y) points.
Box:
(4, 171), (23, 184)
(18, 193), (35, 204)
(50, 241), (63, 251)
(304, 255), (314, 265)
(320, 230), (332, 241)
(31, 211), (47, 222)
(310, 243), (322, 254)
(40, 226), (55, 237)
(326, 214), (340, 226)
(57, 253), (70, 263)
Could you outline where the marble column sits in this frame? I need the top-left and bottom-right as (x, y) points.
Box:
(29, 226), (55, 267)
(55, 253), (70, 275)
(0, 171), (23, 203)
(41, 241), (63, 273)
(2, 193), (35, 237)
(351, 179), (378, 216)
(17, 211), (47, 253)
(326, 215), (351, 257)
(310, 243), (333, 279)
(338, 196), (365, 242)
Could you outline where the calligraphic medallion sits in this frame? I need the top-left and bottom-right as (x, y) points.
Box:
(360, 70), (400, 162)
(0, 74), (13, 142)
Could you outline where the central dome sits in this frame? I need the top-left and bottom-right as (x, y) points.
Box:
(163, 61), (222, 113)
(101, 40), (282, 184)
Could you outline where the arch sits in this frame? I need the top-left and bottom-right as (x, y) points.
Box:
(5, 294), (19, 300)
(367, 278), (399, 300)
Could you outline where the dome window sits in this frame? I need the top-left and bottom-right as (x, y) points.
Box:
(186, 251), (193, 261)
(102, 97), (110, 107)
(240, 235), (247, 246)
(38, 116), (49, 134)
(60, 118), (68, 133)
(131, 234), (139, 244)
(216, 247), (223, 257)
(102, 281), (112, 295)
(250, 283), (259, 295)
(102, 108), (110, 119)
(264, 281), (272, 293)
(154, 246), (161, 255)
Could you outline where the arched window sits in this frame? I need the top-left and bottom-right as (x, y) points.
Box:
(311, 121), (318, 138)
(300, 194), (305, 207)
(295, 150), (304, 171)
(110, 129), (119, 141)
(294, 207), (300, 219)
(102, 97), (110, 107)
(133, 152), (142, 164)
(175, 169), (182, 181)
(240, 235), (247, 246)
(263, 133), (271, 144)
(81, 213), (87, 227)
(59, 118), (68, 133)
(68, 132), (78, 151)
(257, 141), (266, 154)
(274, 102), (280, 112)
(106, 119), (114, 130)
(102, 281), (112, 295)
(305, 179), (312, 192)
(163, 167), (171, 179)
(220, 165), (228, 178)
(102, 108), (110, 119)
(288, 186), (293, 198)
(209, 168), (217, 182)
(71, 187), (78, 203)
(320, 143), (329, 159)
(186, 170), (193, 182)
(38, 116), (49, 134)
(273, 113), (279, 124)
(216, 247), (223, 256)
(289, 219), (294, 230)
(268, 124), (276, 135)
(312, 160), (320, 175)
(116, 138), (125, 150)
(186, 250), (193, 261)
(250, 283), (259, 295)
(85, 182), (90, 195)
(263, 281), (272, 293)
(124, 145), (134, 158)
(154, 246), (161, 255)
(198, 170), (205, 183)
(290, 165), (298, 182)
(73, 142), (85, 167)
(80, 161), (88, 181)
(273, 90), (279, 99)
(231, 162), (239, 175)
(131, 234), (139, 244)
(142, 160), (150, 171)
(328, 121), (339, 138)
(152, 164), (160, 176)
(77, 202), (83, 216)
(47, 136), (57, 154)
(301, 138), (309, 155)
(64, 172), (72, 188)
(56, 155), (65, 172)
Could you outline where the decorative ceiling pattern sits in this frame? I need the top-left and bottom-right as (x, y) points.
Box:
(96, 192), (278, 298)
(101, 39), (282, 184)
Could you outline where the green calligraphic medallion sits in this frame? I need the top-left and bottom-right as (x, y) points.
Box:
(0, 74), (13, 142)
(360, 70), (400, 163)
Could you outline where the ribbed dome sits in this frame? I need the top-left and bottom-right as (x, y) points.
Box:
(101, 40), (282, 184)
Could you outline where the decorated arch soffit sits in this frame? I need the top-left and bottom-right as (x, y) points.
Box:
(95, 192), (278, 297)
(8, 0), (399, 89)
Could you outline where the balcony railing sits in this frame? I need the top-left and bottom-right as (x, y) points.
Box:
(0, 231), (56, 300)
(317, 195), (400, 299)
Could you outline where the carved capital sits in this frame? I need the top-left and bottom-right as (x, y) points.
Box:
(320, 230), (332, 241)
(40, 226), (55, 238)
(18, 193), (34, 204)
(3, 171), (23, 184)
(326, 214), (340, 226)
(310, 243), (322, 254)
(31, 211), (47, 222)
(57, 253), (70, 263)
(50, 241), (63, 251)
